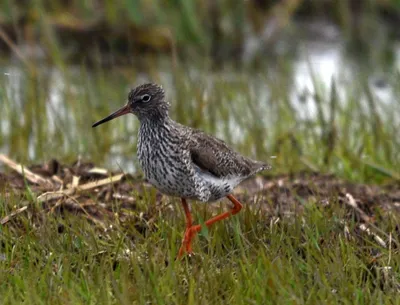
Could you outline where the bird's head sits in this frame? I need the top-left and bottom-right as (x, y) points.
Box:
(92, 83), (169, 127)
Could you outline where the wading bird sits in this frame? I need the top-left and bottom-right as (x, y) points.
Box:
(92, 83), (270, 258)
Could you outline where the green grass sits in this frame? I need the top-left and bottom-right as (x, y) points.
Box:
(1, 195), (399, 304)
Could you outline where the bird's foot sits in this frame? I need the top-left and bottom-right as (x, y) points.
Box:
(177, 226), (199, 259)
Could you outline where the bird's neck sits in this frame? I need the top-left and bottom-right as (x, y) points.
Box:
(139, 115), (174, 133)
(137, 107), (170, 122)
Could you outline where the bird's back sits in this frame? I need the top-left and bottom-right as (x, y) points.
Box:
(189, 128), (270, 178)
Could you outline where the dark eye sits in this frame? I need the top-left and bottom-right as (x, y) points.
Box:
(141, 94), (151, 102)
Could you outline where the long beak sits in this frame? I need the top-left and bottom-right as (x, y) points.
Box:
(92, 104), (130, 127)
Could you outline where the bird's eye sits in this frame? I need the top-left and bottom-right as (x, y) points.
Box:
(141, 94), (151, 102)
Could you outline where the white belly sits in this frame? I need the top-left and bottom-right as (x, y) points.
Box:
(197, 170), (244, 202)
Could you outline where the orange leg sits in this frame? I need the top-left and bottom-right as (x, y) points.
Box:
(177, 194), (243, 259)
(178, 198), (194, 256)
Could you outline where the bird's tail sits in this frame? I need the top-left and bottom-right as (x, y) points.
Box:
(252, 161), (272, 174)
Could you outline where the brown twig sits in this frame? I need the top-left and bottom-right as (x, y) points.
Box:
(358, 223), (386, 248)
(1, 206), (28, 225)
(345, 193), (372, 223)
(345, 193), (398, 248)
(37, 174), (125, 203)
(0, 154), (53, 188)
(113, 193), (136, 203)
(0, 27), (33, 71)
(87, 167), (109, 175)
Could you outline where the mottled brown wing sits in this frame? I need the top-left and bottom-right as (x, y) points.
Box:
(189, 130), (264, 178)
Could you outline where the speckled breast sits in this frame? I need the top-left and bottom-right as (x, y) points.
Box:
(137, 129), (206, 201)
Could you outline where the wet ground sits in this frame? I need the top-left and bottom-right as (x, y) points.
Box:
(1, 157), (399, 233)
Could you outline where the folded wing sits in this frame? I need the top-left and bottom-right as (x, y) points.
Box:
(189, 129), (269, 178)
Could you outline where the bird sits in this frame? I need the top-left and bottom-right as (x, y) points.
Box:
(92, 83), (271, 258)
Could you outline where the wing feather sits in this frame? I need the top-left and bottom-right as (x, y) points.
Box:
(189, 130), (268, 178)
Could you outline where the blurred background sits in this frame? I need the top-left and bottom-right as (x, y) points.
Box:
(0, 0), (399, 183)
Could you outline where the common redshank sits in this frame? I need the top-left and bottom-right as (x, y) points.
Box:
(92, 83), (270, 258)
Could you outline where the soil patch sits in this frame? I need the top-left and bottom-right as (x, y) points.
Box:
(0, 157), (399, 235)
